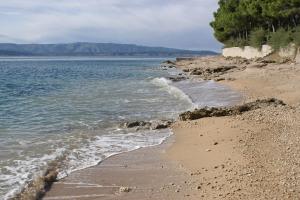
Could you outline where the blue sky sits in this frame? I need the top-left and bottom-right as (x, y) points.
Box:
(0, 0), (222, 51)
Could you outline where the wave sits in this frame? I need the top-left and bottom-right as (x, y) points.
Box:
(151, 77), (195, 109)
(2, 128), (172, 200)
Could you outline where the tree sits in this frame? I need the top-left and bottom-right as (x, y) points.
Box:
(210, 0), (300, 48)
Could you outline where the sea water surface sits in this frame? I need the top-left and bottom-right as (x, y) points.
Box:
(0, 57), (241, 199)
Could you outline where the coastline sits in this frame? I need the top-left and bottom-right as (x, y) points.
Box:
(44, 55), (300, 199)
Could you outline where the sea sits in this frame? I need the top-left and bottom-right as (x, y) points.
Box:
(0, 57), (241, 199)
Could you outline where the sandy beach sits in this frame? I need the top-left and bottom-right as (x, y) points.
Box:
(44, 56), (300, 199)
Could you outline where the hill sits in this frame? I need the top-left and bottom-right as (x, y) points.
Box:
(0, 42), (218, 56)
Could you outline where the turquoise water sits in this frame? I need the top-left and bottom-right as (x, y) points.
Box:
(0, 57), (241, 199)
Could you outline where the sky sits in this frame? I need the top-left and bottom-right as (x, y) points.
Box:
(0, 0), (222, 51)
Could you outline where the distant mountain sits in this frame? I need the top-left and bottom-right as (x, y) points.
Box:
(0, 42), (218, 56)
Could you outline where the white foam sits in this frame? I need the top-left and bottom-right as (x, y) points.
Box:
(1, 148), (66, 200)
(151, 77), (195, 109)
(1, 128), (172, 200)
(57, 128), (172, 179)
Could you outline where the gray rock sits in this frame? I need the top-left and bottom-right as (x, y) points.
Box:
(150, 120), (173, 130)
(121, 121), (151, 128)
(121, 120), (173, 130)
(179, 98), (286, 121)
(167, 76), (187, 82)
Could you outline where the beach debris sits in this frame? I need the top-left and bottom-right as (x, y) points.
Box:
(179, 98), (286, 121)
(119, 186), (132, 193)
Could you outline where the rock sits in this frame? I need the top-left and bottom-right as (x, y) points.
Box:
(179, 98), (286, 121)
(190, 69), (203, 75)
(189, 66), (237, 80)
(211, 65), (237, 73)
(150, 120), (173, 130)
(121, 121), (151, 128)
(121, 120), (173, 130)
(43, 168), (58, 183)
(167, 76), (187, 82)
(161, 60), (176, 68)
(119, 187), (132, 193)
(162, 60), (176, 65)
(248, 63), (268, 68)
(214, 77), (225, 82)
(226, 77), (236, 81)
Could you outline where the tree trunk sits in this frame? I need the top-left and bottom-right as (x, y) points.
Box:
(272, 24), (275, 32)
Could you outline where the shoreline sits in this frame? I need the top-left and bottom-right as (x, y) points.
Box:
(44, 55), (300, 199)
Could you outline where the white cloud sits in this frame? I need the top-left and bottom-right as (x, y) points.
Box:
(0, 0), (221, 50)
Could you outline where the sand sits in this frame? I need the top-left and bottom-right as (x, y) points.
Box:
(44, 56), (300, 199)
(169, 56), (300, 199)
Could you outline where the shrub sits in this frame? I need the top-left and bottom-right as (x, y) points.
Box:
(268, 28), (292, 50)
(249, 28), (267, 49)
(224, 37), (248, 48)
(291, 26), (300, 46)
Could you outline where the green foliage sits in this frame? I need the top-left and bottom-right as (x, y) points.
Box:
(249, 28), (267, 48)
(268, 28), (292, 50)
(291, 27), (300, 46)
(224, 37), (248, 48)
(211, 0), (300, 49)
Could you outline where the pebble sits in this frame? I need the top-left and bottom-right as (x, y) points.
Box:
(119, 187), (132, 193)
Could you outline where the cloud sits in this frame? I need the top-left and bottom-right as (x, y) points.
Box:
(0, 0), (221, 50)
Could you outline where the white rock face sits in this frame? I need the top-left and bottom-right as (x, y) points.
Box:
(279, 44), (297, 58)
(296, 48), (300, 64)
(222, 45), (273, 59)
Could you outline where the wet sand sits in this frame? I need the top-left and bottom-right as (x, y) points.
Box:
(43, 136), (199, 200)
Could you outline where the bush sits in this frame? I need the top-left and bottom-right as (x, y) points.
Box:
(249, 28), (267, 49)
(291, 26), (300, 46)
(224, 37), (249, 48)
(268, 28), (292, 50)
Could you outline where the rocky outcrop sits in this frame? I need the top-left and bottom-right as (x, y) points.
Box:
(179, 98), (286, 121)
(188, 65), (238, 80)
(278, 44), (298, 59)
(14, 167), (58, 200)
(223, 44), (300, 62)
(161, 60), (176, 69)
(223, 45), (273, 59)
(121, 120), (173, 130)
